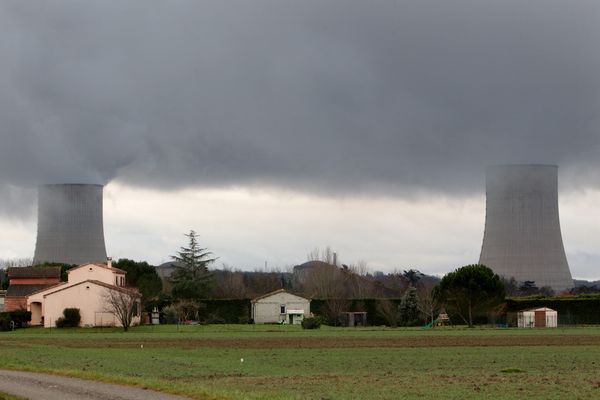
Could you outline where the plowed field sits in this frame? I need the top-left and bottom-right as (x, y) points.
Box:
(4, 333), (600, 348)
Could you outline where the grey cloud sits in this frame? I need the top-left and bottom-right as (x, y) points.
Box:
(1, 0), (599, 207)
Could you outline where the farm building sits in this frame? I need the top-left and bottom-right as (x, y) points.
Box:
(251, 289), (310, 324)
(27, 261), (141, 328)
(341, 311), (367, 327)
(517, 307), (558, 328)
(4, 267), (61, 311)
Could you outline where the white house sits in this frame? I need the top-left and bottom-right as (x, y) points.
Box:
(251, 289), (311, 324)
(517, 307), (558, 328)
(27, 261), (141, 328)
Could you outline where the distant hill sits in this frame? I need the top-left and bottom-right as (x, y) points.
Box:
(573, 279), (600, 288)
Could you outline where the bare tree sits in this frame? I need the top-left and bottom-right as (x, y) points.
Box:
(348, 260), (369, 276)
(378, 269), (409, 296)
(377, 299), (400, 327)
(323, 298), (350, 326)
(417, 285), (438, 326)
(307, 246), (336, 265)
(173, 299), (202, 321)
(0, 257), (33, 268)
(211, 265), (248, 299)
(302, 264), (345, 298)
(244, 268), (286, 298)
(103, 287), (141, 332)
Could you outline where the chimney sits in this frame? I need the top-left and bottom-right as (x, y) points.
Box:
(107, 257), (112, 269)
(333, 252), (337, 267)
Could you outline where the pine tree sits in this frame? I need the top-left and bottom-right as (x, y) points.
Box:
(399, 286), (420, 326)
(170, 230), (216, 300)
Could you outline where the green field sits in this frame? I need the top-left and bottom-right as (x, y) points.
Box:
(0, 393), (25, 400)
(2, 325), (600, 399)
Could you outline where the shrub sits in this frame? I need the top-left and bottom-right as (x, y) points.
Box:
(55, 308), (81, 328)
(301, 317), (321, 329)
(0, 311), (32, 331)
(162, 305), (179, 324)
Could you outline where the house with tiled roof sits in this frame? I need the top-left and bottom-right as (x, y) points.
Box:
(27, 261), (141, 328)
(5, 267), (61, 311)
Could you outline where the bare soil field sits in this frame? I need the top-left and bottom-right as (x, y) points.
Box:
(4, 333), (600, 349)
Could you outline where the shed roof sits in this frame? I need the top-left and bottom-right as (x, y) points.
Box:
(251, 289), (310, 302)
(7, 267), (61, 278)
(520, 307), (557, 313)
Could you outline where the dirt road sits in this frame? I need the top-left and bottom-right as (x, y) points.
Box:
(0, 369), (190, 400)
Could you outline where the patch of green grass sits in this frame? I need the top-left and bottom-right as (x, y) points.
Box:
(2, 325), (600, 399)
(0, 392), (26, 400)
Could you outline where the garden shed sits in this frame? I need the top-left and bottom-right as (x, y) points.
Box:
(517, 307), (558, 328)
(251, 289), (310, 324)
(341, 311), (367, 327)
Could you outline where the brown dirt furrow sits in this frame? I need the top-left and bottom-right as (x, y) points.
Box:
(3, 334), (600, 349)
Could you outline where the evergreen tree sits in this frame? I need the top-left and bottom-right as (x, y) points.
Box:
(399, 286), (420, 326)
(435, 264), (505, 327)
(403, 269), (421, 288)
(170, 230), (216, 300)
(114, 259), (162, 305)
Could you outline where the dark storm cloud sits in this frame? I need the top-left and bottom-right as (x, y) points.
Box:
(1, 0), (599, 205)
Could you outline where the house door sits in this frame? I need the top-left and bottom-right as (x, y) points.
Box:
(534, 310), (546, 327)
(30, 302), (43, 326)
(289, 314), (294, 324)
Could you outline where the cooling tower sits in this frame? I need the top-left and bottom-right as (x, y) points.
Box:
(479, 165), (573, 292)
(33, 184), (107, 266)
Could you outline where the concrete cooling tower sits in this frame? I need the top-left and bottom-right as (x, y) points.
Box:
(33, 184), (107, 266)
(479, 165), (573, 292)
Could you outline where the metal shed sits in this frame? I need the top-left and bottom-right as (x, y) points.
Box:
(517, 307), (558, 328)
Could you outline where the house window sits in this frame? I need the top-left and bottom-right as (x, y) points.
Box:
(280, 305), (286, 314)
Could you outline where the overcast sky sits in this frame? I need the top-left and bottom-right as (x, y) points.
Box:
(1, 1), (599, 278)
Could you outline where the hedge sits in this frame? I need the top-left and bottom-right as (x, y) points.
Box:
(310, 298), (403, 326)
(0, 311), (32, 331)
(506, 295), (600, 325)
(164, 295), (600, 326)
(191, 298), (406, 326)
(197, 299), (252, 324)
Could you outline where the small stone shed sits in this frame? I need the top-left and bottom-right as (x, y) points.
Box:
(517, 307), (558, 328)
(251, 289), (311, 324)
